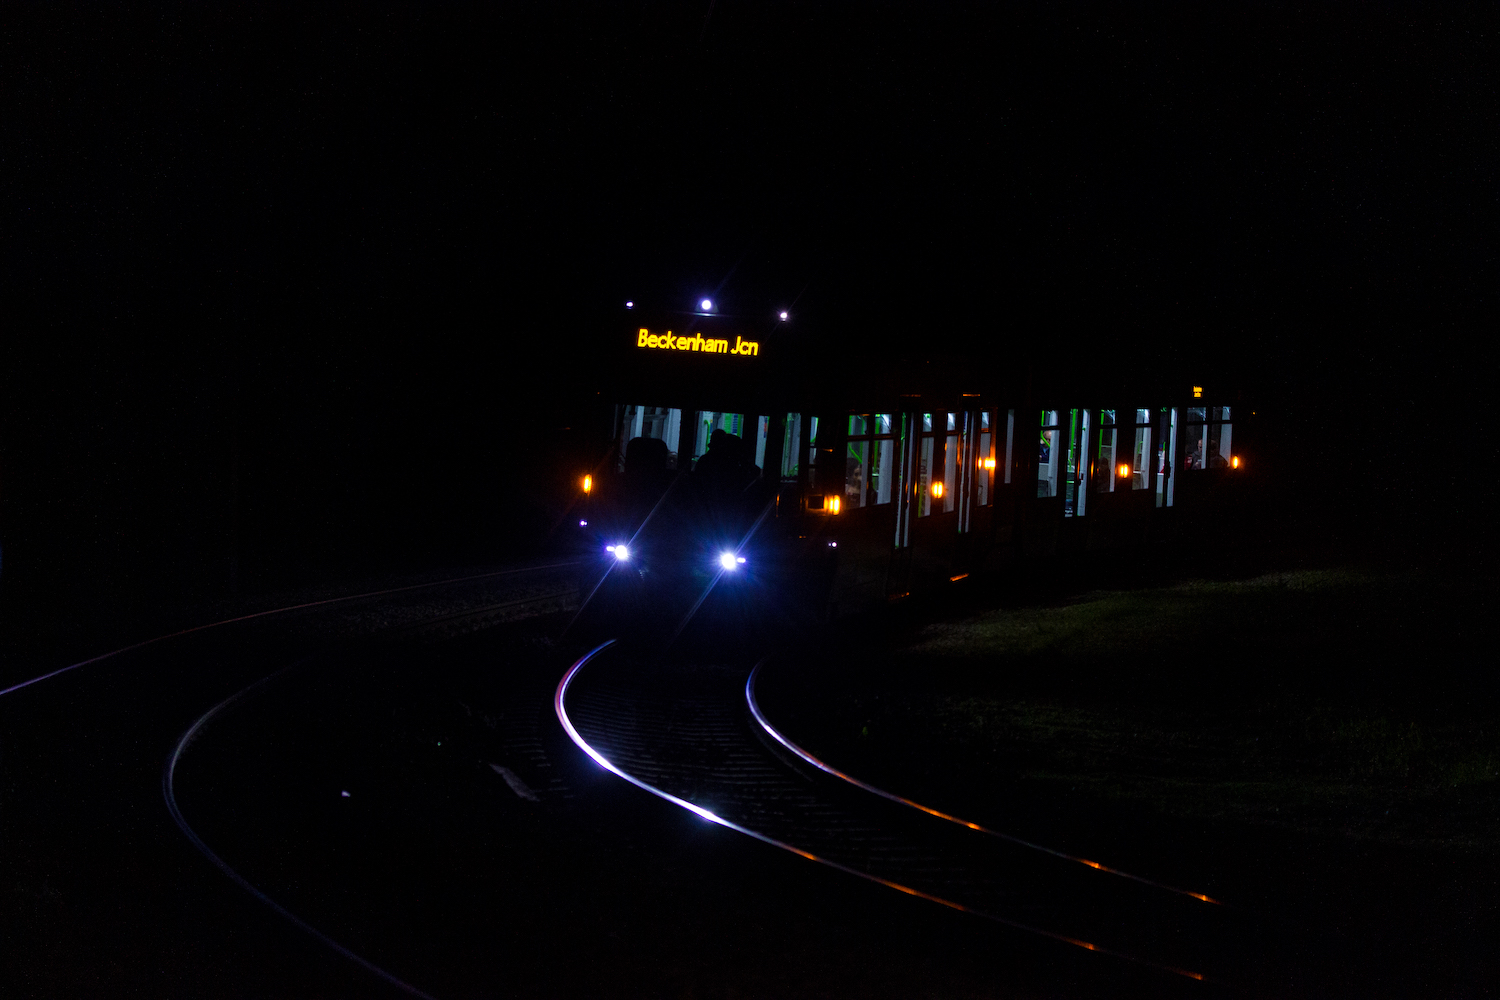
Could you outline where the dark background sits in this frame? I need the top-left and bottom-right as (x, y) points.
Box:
(2, 4), (1494, 626)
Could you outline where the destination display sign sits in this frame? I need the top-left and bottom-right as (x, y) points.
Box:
(636, 328), (760, 357)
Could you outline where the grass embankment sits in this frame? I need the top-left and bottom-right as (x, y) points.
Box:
(797, 570), (1497, 848)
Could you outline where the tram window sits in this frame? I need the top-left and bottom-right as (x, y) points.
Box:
(874, 414), (895, 504)
(616, 405), (683, 471)
(1208, 406), (1233, 468)
(1131, 408), (1152, 490)
(846, 415), (869, 509)
(751, 415), (770, 471)
(1092, 410), (1117, 494)
(977, 411), (992, 507)
(806, 415), (820, 488)
(1066, 408), (1085, 516)
(1038, 410), (1062, 498)
(780, 413), (802, 480)
(690, 411), (746, 467)
(1157, 407), (1177, 507)
(1182, 407), (1207, 470)
(943, 412), (959, 512)
(1004, 409), (1015, 485)
(918, 413), (935, 517)
(844, 414), (896, 508)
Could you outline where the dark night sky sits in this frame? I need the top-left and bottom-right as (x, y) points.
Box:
(2, 4), (1495, 606)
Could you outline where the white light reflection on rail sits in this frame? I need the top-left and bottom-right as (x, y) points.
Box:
(554, 642), (1208, 984)
(745, 662), (1222, 906)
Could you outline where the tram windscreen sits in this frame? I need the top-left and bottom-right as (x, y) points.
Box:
(616, 405), (683, 470)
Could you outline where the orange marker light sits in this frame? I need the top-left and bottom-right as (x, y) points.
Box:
(931, 482), (944, 499)
(829, 495), (841, 514)
(1117, 463), (1131, 478)
(982, 457), (996, 470)
(582, 474), (592, 493)
(1231, 455), (1241, 469)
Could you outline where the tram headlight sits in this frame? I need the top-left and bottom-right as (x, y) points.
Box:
(719, 552), (747, 571)
(607, 544), (631, 562)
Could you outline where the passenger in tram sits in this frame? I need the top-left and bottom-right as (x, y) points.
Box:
(846, 455), (865, 507)
(693, 429), (759, 494)
(621, 436), (674, 510)
(1184, 435), (1204, 470)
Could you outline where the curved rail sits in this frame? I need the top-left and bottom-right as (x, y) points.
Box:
(1, 560), (581, 699)
(163, 658), (437, 1000)
(745, 661), (1222, 906)
(158, 584), (578, 999)
(554, 642), (1207, 983)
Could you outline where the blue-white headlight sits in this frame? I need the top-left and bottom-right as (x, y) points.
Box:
(718, 552), (746, 571)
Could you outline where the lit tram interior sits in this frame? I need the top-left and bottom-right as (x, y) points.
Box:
(568, 302), (1255, 641)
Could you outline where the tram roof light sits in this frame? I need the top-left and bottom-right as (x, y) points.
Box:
(625, 300), (634, 308)
(779, 310), (788, 321)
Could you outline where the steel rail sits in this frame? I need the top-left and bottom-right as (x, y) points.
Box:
(1, 560), (582, 699)
(164, 658), (438, 1000)
(745, 660), (1224, 906)
(554, 641), (1209, 984)
(160, 584), (580, 999)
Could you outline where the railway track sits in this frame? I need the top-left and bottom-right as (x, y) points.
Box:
(558, 641), (1351, 995)
(157, 571), (584, 999)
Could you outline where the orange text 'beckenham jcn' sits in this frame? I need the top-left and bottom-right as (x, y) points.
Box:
(636, 329), (759, 356)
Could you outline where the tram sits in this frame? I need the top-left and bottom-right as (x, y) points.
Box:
(567, 299), (1254, 636)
